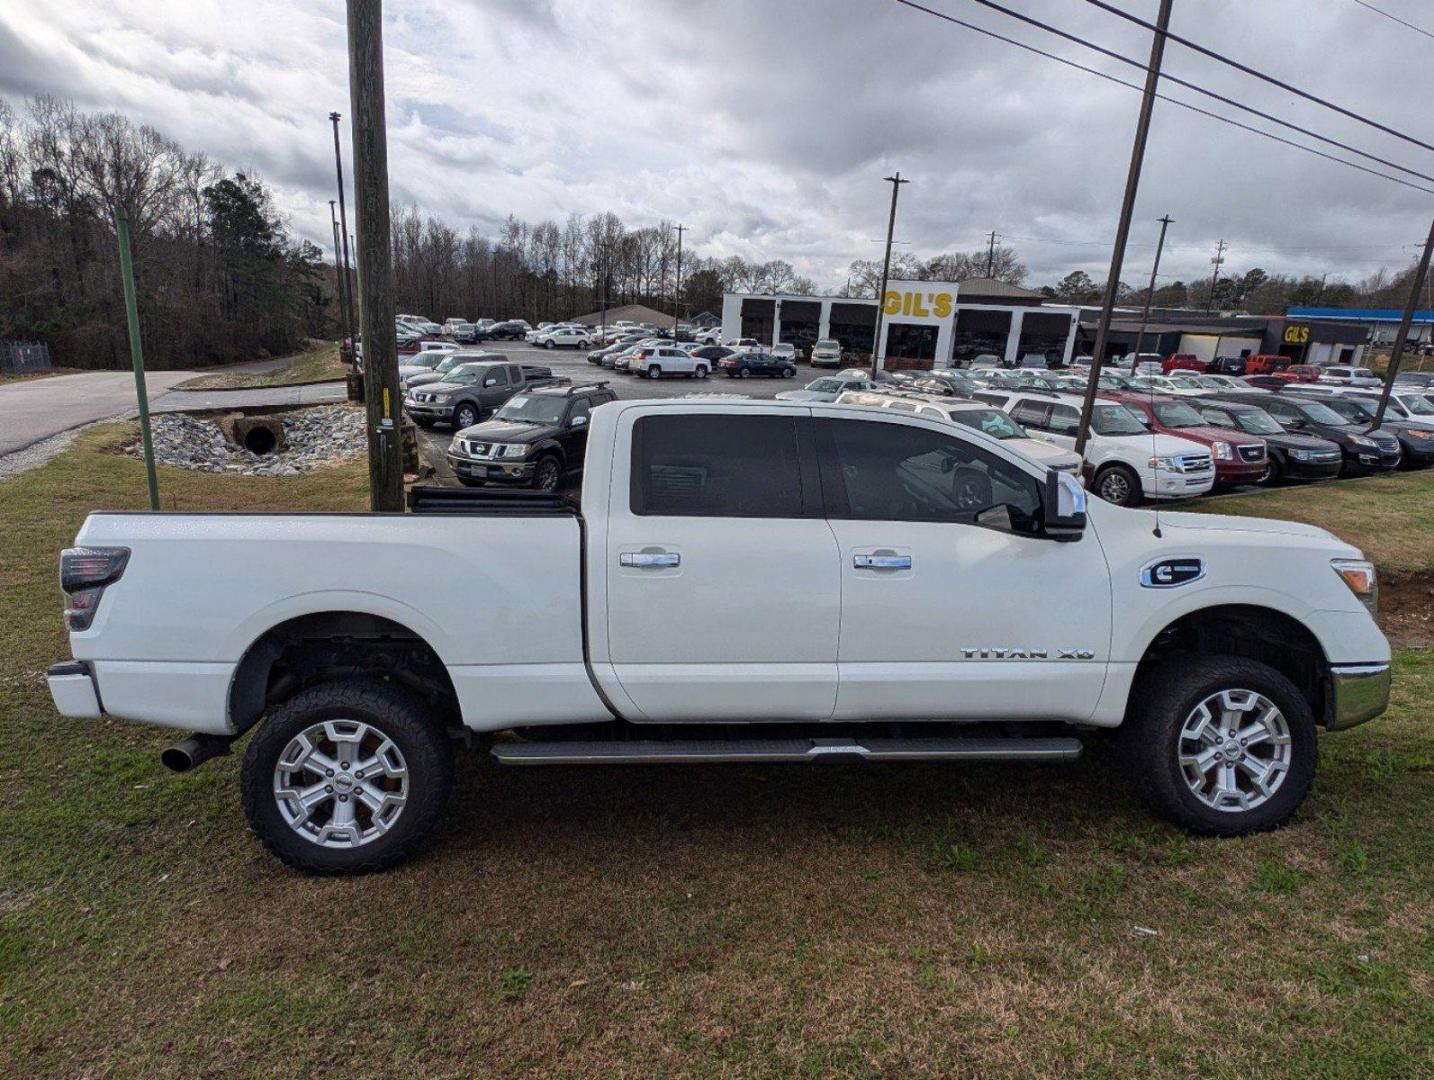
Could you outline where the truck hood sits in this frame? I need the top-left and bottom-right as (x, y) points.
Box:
(455, 418), (551, 441)
(1149, 510), (1341, 543)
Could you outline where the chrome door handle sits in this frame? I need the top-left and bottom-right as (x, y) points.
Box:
(853, 553), (912, 570)
(620, 551), (680, 568)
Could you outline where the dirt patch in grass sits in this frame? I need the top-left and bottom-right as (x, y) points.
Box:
(0, 367), (82, 385)
(174, 342), (347, 391)
(1380, 571), (1434, 648)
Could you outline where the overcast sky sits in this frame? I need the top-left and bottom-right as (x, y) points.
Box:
(4, 0), (1432, 292)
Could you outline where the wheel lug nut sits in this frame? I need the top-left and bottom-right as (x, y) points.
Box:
(325, 785), (333, 793)
(340, 762), (350, 770)
(339, 794), (348, 802)
(326, 769), (334, 777)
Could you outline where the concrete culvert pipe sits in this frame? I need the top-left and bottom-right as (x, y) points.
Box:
(243, 426), (278, 455)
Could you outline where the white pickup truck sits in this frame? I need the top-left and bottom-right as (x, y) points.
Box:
(48, 399), (1391, 875)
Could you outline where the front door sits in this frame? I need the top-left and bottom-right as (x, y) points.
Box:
(603, 409), (841, 721)
(811, 411), (1112, 722)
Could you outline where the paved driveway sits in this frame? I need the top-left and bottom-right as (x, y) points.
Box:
(0, 370), (201, 456)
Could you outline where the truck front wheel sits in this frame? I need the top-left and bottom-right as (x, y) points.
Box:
(241, 680), (453, 875)
(1120, 656), (1317, 836)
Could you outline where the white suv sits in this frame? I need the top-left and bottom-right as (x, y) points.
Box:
(810, 338), (842, 367)
(537, 326), (594, 349)
(834, 390), (1083, 474)
(974, 390), (1214, 506)
(628, 345), (712, 380)
(1318, 366), (1381, 388)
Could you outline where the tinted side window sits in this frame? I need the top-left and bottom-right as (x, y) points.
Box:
(631, 415), (804, 518)
(569, 399), (592, 424)
(507, 365), (521, 382)
(1264, 400), (1297, 422)
(485, 367), (508, 386)
(1200, 407), (1233, 427)
(819, 418), (1041, 532)
(1047, 404), (1081, 435)
(1010, 400), (1051, 429)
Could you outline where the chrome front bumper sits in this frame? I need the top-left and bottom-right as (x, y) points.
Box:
(1326, 663), (1392, 731)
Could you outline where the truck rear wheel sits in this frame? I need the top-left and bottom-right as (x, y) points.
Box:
(1119, 656), (1317, 836)
(241, 680), (453, 875)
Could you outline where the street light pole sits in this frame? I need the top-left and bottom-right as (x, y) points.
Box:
(1074, 0), (1174, 457)
(328, 112), (358, 348)
(329, 200), (352, 348)
(1131, 214), (1174, 361)
(672, 223), (685, 336)
(870, 171), (909, 379)
(1369, 216), (1434, 429)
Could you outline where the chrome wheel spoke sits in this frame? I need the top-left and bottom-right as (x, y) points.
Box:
(273, 719), (409, 849)
(1178, 689), (1292, 814)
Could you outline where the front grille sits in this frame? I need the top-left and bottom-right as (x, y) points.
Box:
(1237, 444), (1266, 463)
(465, 441), (491, 457)
(1178, 455), (1212, 472)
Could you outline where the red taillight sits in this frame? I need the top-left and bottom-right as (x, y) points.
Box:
(60, 546), (129, 631)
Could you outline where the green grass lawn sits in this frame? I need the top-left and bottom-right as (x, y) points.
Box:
(0, 429), (1430, 1078)
(174, 341), (347, 391)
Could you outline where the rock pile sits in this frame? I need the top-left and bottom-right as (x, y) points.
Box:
(134, 405), (367, 476)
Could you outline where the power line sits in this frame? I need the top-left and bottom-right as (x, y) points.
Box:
(1351, 0), (1434, 41)
(959, 0), (1434, 186)
(887, 0), (1434, 197)
(1082, 0), (1434, 156)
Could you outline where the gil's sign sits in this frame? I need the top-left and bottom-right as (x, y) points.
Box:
(882, 280), (961, 322)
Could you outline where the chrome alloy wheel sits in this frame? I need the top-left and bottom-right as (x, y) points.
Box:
(273, 720), (409, 847)
(1178, 690), (1292, 812)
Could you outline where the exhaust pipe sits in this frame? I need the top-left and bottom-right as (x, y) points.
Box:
(161, 733), (234, 773)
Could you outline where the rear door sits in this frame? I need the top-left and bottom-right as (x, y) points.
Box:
(812, 411), (1112, 722)
(602, 408), (841, 721)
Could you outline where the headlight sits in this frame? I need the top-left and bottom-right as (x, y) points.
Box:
(1349, 434), (1374, 447)
(1289, 449), (1312, 461)
(1212, 441), (1232, 460)
(1331, 558), (1377, 615)
(499, 443), (531, 458)
(1147, 455), (1182, 471)
(433, 393), (452, 403)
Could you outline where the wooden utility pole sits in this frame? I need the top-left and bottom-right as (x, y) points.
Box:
(985, 230), (998, 277)
(346, 0), (404, 510)
(1131, 214), (1174, 360)
(1369, 216), (1434, 429)
(870, 172), (909, 378)
(1074, 0), (1173, 456)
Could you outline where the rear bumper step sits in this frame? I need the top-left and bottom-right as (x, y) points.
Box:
(491, 736), (1082, 766)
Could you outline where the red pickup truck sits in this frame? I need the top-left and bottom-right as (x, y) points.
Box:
(1162, 353), (1205, 374)
(1244, 354), (1298, 380)
(1108, 393), (1268, 486)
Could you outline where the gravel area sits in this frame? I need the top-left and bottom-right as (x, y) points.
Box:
(130, 405), (367, 476)
(0, 426), (87, 480)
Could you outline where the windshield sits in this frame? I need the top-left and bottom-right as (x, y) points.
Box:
(807, 378), (841, 392)
(1319, 397), (1374, 423)
(1092, 403), (1148, 436)
(495, 394), (568, 424)
(1233, 409), (1284, 435)
(1151, 401), (1207, 428)
(1399, 394), (1434, 415)
(1295, 400), (1349, 424)
(947, 408), (1023, 439)
(814, 339), (839, 350)
(1169, 376), (1204, 389)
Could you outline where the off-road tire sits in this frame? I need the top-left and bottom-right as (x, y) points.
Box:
(241, 680), (453, 876)
(1119, 656), (1317, 836)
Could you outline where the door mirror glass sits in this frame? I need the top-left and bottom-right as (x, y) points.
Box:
(1043, 471), (1087, 542)
(570, 414), (588, 427)
(484, 378), (498, 387)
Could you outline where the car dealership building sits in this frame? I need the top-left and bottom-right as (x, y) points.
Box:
(720, 278), (1083, 369)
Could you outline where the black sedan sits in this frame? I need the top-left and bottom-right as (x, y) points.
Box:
(720, 351), (797, 378)
(1193, 398), (1342, 483)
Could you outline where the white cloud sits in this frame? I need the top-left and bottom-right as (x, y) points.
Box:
(3, 0), (1431, 291)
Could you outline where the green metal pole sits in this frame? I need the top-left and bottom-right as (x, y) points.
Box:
(116, 211), (160, 510)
